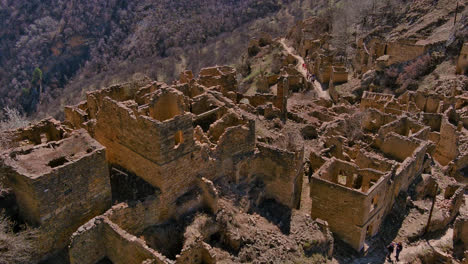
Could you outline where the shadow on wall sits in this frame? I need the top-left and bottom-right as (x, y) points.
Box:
(252, 198), (292, 235)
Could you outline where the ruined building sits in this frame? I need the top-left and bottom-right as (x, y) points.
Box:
(0, 119), (111, 257)
(354, 38), (429, 74)
(0, 65), (310, 263)
(286, 16), (349, 85)
(307, 88), (468, 251)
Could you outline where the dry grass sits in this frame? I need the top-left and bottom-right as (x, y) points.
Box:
(0, 217), (38, 264)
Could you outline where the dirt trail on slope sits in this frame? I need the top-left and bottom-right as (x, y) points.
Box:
(299, 175), (312, 215)
(279, 38), (330, 99)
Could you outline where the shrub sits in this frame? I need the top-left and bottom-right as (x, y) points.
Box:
(396, 54), (432, 90)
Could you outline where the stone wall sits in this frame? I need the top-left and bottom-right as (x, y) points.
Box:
(0, 129), (111, 257)
(256, 144), (303, 209)
(69, 216), (169, 264)
(198, 66), (237, 96)
(310, 175), (368, 250)
(385, 41), (427, 66)
(434, 117), (459, 166)
(360, 92), (395, 112)
(379, 132), (422, 162)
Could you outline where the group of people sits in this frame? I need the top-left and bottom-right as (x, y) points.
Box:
(386, 242), (403, 262)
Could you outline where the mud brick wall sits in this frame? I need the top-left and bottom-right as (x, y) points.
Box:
(361, 108), (397, 133)
(103, 219), (167, 264)
(214, 121), (256, 158)
(69, 217), (106, 264)
(198, 66), (237, 94)
(379, 132), (422, 162)
(360, 171), (392, 237)
(247, 143), (304, 209)
(421, 113), (442, 131)
(386, 42), (427, 65)
(434, 117), (459, 166)
(393, 142), (428, 195)
(86, 81), (149, 120)
(453, 215), (468, 251)
(240, 94), (276, 107)
(360, 92), (394, 112)
(7, 118), (66, 147)
(355, 150), (395, 172)
(411, 92), (441, 113)
(104, 197), (166, 235)
(69, 216), (169, 264)
(310, 176), (368, 251)
(95, 97), (195, 166)
(176, 243), (216, 264)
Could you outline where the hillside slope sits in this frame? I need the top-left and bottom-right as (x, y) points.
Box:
(0, 0), (326, 118)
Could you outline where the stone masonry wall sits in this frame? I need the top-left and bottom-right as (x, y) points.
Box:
(1, 129), (111, 257)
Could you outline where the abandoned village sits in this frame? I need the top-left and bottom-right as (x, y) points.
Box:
(0, 0), (467, 263)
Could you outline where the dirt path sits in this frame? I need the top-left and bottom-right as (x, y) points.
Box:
(299, 175), (311, 215)
(279, 38), (330, 99)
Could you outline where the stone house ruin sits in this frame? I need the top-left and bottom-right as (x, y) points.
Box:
(308, 86), (467, 251)
(0, 64), (308, 262)
(0, 121), (111, 257)
(354, 38), (428, 74)
(310, 113), (430, 251)
(286, 16), (348, 85)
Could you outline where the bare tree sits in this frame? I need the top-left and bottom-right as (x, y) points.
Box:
(0, 107), (29, 132)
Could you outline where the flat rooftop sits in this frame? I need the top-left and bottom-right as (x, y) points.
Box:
(2, 129), (104, 179)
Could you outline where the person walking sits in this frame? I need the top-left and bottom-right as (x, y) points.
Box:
(386, 242), (395, 261)
(395, 242), (403, 261)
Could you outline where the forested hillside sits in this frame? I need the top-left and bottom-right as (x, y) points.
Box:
(0, 0), (315, 117)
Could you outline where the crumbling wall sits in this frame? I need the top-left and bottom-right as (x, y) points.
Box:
(103, 219), (167, 264)
(379, 132), (421, 162)
(0, 129), (111, 257)
(92, 95), (207, 211)
(69, 217), (106, 264)
(385, 41), (427, 65)
(453, 215), (468, 254)
(393, 141), (428, 195)
(355, 150), (395, 173)
(148, 88), (188, 122)
(69, 216), (169, 264)
(310, 174), (368, 251)
(198, 66), (237, 96)
(3, 118), (68, 149)
(176, 243), (216, 264)
(64, 101), (89, 130)
(361, 108), (397, 132)
(374, 117), (426, 149)
(255, 144), (303, 209)
(434, 117), (459, 166)
(360, 92), (395, 112)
